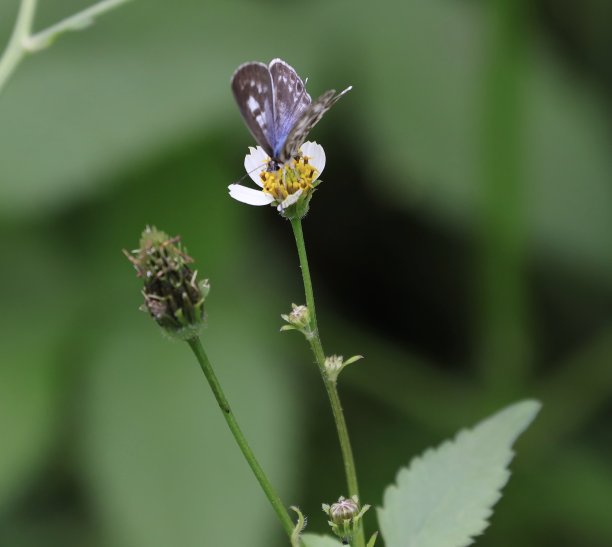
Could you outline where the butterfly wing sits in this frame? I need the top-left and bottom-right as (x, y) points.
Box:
(231, 62), (276, 158)
(269, 59), (312, 160)
(280, 86), (352, 163)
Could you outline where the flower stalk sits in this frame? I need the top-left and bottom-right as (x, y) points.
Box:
(187, 337), (295, 538)
(290, 217), (366, 547)
(126, 227), (295, 540)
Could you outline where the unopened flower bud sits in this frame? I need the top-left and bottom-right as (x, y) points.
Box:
(322, 495), (370, 544)
(330, 496), (359, 524)
(288, 304), (310, 328)
(280, 303), (312, 337)
(124, 226), (208, 340)
(324, 354), (364, 382)
(325, 355), (344, 377)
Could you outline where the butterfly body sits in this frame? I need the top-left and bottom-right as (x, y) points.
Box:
(231, 59), (351, 165)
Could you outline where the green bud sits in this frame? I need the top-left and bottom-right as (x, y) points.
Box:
(322, 495), (371, 544)
(324, 355), (344, 379)
(280, 303), (312, 337)
(330, 496), (359, 524)
(279, 186), (316, 220)
(324, 354), (364, 382)
(124, 226), (209, 340)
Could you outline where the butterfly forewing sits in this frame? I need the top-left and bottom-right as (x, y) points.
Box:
(231, 62), (276, 158)
(269, 59), (312, 158)
(280, 88), (350, 162)
(232, 58), (351, 164)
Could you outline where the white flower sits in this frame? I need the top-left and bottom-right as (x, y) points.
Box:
(228, 141), (326, 211)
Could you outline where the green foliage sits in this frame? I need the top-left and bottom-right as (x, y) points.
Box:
(1, 0), (611, 545)
(0, 232), (77, 512)
(346, 0), (612, 276)
(377, 401), (541, 547)
(301, 534), (343, 547)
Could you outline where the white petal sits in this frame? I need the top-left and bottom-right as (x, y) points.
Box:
(228, 184), (275, 206)
(277, 189), (303, 211)
(244, 146), (269, 187)
(300, 141), (326, 177)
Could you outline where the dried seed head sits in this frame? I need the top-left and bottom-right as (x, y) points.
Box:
(125, 226), (209, 340)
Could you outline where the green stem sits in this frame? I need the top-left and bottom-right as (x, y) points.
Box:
(0, 0), (37, 95)
(26, 0), (133, 52)
(478, 0), (530, 395)
(290, 217), (365, 547)
(187, 336), (295, 539)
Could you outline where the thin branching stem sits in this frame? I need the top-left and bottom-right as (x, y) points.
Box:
(0, 0), (37, 94)
(26, 0), (133, 52)
(0, 0), (132, 95)
(290, 217), (366, 547)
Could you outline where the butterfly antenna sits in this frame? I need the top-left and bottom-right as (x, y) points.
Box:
(233, 160), (269, 185)
(339, 85), (353, 97)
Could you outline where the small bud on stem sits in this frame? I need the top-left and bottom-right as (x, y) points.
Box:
(324, 354), (364, 382)
(280, 303), (313, 338)
(323, 495), (371, 544)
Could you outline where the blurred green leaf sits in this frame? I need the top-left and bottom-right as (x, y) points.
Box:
(0, 231), (77, 512)
(476, 448), (612, 547)
(525, 448), (612, 542)
(377, 400), (540, 547)
(329, 313), (476, 433)
(78, 300), (303, 547)
(302, 534), (343, 547)
(324, 0), (612, 276)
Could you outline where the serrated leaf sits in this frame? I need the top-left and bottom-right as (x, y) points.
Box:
(302, 534), (343, 547)
(377, 400), (541, 547)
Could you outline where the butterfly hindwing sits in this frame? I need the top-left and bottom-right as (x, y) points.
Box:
(280, 88), (350, 162)
(232, 59), (351, 164)
(269, 59), (312, 158)
(231, 62), (276, 158)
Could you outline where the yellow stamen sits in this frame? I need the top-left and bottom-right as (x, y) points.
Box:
(260, 154), (318, 203)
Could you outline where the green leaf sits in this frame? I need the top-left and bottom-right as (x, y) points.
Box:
(328, 0), (612, 277)
(377, 400), (541, 547)
(366, 531), (379, 547)
(301, 534), (343, 547)
(291, 506), (307, 547)
(0, 232), (77, 512)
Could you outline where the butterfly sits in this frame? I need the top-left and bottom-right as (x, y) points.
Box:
(231, 58), (351, 167)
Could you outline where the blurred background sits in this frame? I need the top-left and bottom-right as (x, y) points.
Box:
(1, 0), (611, 545)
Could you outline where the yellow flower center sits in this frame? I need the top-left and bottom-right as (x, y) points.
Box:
(260, 155), (318, 203)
